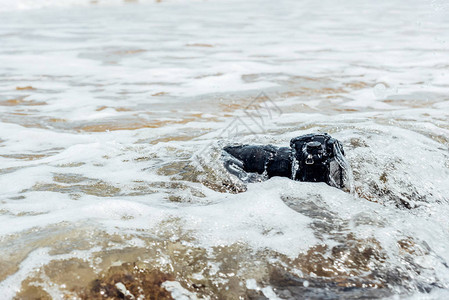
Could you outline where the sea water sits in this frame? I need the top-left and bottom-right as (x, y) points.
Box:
(0, 0), (448, 298)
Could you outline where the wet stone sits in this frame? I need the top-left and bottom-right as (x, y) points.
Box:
(76, 263), (175, 300)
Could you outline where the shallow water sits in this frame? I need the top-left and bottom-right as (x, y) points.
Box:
(1, 0), (449, 299)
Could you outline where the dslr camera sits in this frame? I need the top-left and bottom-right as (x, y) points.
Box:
(223, 133), (349, 189)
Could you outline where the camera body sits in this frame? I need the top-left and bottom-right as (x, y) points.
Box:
(223, 133), (347, 189)
(290, 133), (345, 188)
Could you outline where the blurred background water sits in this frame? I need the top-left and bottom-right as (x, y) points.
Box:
(0, 0), (449, 298)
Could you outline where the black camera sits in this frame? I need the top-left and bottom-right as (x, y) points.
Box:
(223, 133), (349, 189)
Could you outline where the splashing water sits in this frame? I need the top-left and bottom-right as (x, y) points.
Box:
(333, 142), (355, 193)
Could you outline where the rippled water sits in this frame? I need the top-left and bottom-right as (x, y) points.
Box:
(1, 0), (449, 299)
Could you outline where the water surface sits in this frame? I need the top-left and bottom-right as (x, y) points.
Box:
(0, 0), (449, 298)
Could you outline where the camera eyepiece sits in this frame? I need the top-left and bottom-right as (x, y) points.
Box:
(306, 141), (322, 155)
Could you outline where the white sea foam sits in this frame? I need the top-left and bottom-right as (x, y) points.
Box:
(162, 281), (199, 300)
(0, 0), (163, 12)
